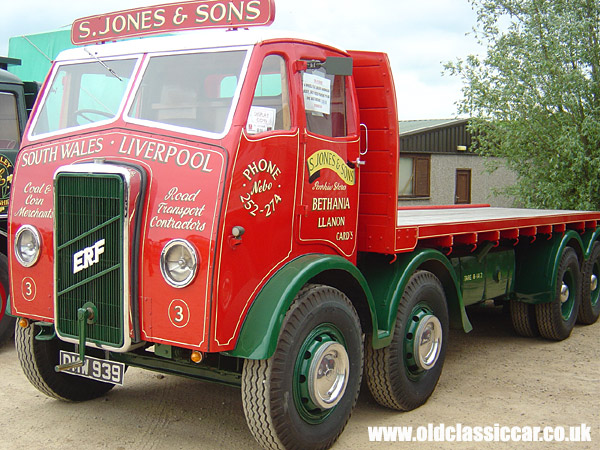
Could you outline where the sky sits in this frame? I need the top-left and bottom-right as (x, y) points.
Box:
(0, 0), (482, 120)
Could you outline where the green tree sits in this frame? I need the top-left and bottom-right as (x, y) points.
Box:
(447, 0), (600, 210)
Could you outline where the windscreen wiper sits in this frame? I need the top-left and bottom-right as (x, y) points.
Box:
(84, 47), (123, 81)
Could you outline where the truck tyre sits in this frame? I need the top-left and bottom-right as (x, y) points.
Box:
(365, 270), (448, 411)
(241, 285), (363, 450)
(15, 322), (116, 401)
(0, 254), (15, 344)
(578, 242), (600, 324)
(536, 247), (581, 340)
(509, 301), (539, 337)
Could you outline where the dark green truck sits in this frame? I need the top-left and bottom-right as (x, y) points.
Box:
(0, 57), (38, 342)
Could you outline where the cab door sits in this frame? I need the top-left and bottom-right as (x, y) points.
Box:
(296, 50), (360, 261)
(212, 51), (301, 350)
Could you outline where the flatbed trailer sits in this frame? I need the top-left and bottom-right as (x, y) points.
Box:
(396, 205), (599, 249)
(7, 2), (600, 450)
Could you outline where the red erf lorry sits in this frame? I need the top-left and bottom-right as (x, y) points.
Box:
(8, 1), (600, 449)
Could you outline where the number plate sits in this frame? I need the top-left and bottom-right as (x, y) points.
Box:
(59, 351), (125, 385)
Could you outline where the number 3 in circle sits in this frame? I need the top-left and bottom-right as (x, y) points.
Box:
(22, 277), (37, 301)
(168, 299), (190, 328)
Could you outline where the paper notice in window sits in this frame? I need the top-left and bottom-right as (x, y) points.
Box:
(247, 106), (277, 134)
(303, 73), (331, 115)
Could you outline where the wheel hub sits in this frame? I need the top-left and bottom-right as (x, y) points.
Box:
(592, 268), (600, 308)
(559, 271), (576, 321)
(294, 324), (349, 424)
(308, 341), (349, 409)
(590, 274), (598, 292)
(404, 304), (443, 378)
(413, 315), (443, 370)
(560, 282), (570, 304)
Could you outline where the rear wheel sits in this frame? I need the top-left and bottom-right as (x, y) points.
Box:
(241, 285), (363, 450)
(15, 322), (116, 401)
(365, 270), (448, 411)
(578, 242), (600, 325)
(0, 254), (15, 344)
(536, 247), (581, 341)
(509, 301), (539, 337)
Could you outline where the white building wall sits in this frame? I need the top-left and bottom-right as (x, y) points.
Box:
(399, 154), (518, 207)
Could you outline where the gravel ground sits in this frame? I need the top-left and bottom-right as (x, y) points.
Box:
(0, 306), (598, 450)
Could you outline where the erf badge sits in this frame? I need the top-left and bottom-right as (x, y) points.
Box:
(0, 154), (14, 215)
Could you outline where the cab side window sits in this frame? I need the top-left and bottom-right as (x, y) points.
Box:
(246, 55), (291, 134)
(303, 68), (348, 138)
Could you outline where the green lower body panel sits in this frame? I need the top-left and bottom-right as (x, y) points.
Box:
(110, 350), (243, 387)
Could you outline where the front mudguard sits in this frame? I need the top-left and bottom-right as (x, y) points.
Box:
(226, 254), (377, 360)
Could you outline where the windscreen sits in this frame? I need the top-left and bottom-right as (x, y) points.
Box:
(31, 58), (137, 136)
(128, 50), (248, 135)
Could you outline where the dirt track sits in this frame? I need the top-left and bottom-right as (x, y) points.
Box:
(1, 306), (598, 449)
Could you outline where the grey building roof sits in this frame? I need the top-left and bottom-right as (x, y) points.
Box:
(398, 119), (472, 154)
(398, 119), (469, 136)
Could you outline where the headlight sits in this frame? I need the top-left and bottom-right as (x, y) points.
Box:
(160, 239), (198, 288)
(14, 225), (42, 267)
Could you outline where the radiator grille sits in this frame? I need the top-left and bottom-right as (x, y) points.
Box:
(55, 173), (125, 347)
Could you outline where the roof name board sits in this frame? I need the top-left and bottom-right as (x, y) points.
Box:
(71, 0), (276, 45)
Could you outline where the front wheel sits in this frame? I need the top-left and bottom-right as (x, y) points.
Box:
(241, 285), (363, 450)
(15, 322), (117, 401)
(365, 270), (448, 411)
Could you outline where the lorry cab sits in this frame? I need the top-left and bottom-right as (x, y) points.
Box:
(10, 29), (362, 354)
